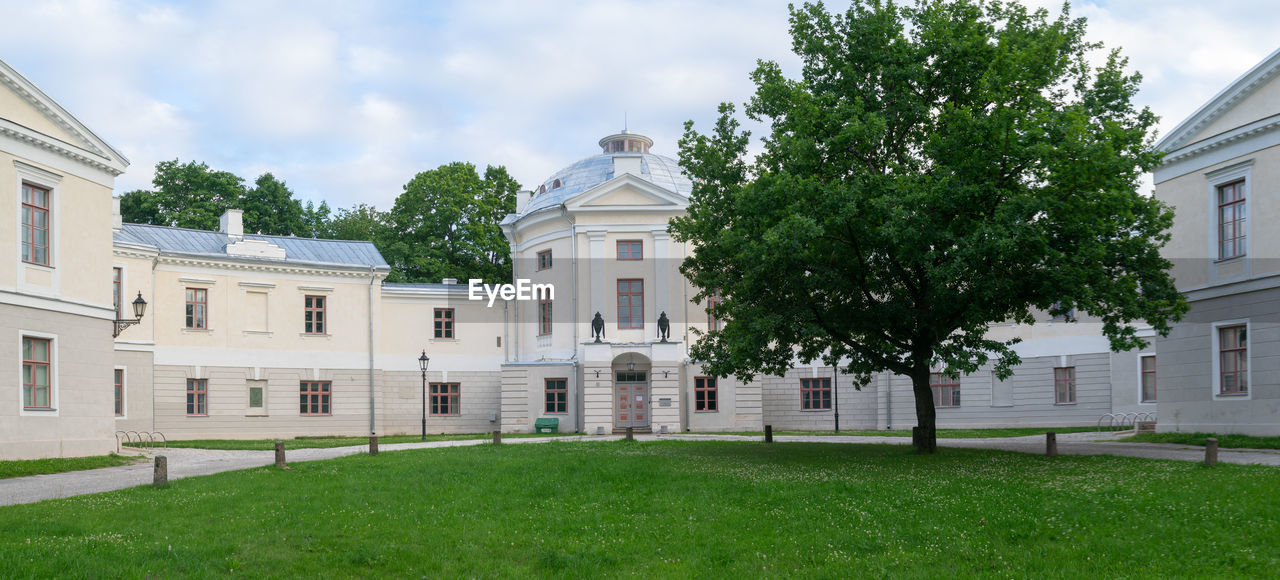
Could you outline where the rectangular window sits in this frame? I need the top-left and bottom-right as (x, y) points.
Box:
(21, 183), (50, 266)
(931, 372), (960, 408)
(114, 368), (124, 416)
(1054, 367), (1076, 404)
(1140, 355), (1157, 403)
(22, 337), (51, 409)
(617, 279), (644, 329)
(430, 382), (460, 416)
(247, 380), (266, 413)
(617, 240), (642, 260)
(538, 299), (553, 336)
(304, 295), (326, 334)
(112, 267), (123, 318)
(1218, 180), (1246, 260)
(434, 308), (454, 339)
(544, 378), (567, 413)
(800, 377), (832, 410)
(299, 381), (331, 415)
(695, 376), (718, 412)
(537, 249), (552, 270)
(185, 288), (207, 329)
(186, 378), (207, 416)
(707, 290), (723, 331)
(1219, 325), (1248, 395)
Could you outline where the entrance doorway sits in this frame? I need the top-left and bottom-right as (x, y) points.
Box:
(614, 371), (649, 429)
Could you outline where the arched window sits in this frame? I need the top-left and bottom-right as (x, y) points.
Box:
(537, 184), (546, 195)
(552, 179), (562, 190)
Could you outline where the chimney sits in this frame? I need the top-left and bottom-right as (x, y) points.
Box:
(442, 278), (458, 285)
(614, 155), (642, 177)
(112, 196), (123, 231)
(219, 209), (243, 238)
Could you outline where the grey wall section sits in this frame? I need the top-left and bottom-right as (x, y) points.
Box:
(760, 368), (878, 431)
(1156, 287), (1280, 436)
(1, 305), (116, 458)
(113, 349), (155, 434)
(684, 366), (763, 432)
(380, 370), (502, 435)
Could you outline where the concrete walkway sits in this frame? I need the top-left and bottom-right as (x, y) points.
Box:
(3, 431), (1278, 507)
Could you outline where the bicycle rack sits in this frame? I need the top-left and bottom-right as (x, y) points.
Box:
(115, 430), (168, 452)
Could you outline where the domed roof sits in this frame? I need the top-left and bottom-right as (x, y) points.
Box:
(516, 131), (693, 217)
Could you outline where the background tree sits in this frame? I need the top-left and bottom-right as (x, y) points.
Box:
(327, 204), (389, 243)
(242, 173), (308, 236)
(119, 159), (245, 230)
(382, 162), (519, 284)
(670, 0), (1187, 453)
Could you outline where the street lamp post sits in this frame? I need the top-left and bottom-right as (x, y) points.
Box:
(418, 350), (430, 441)
(113, 292), (148, 338)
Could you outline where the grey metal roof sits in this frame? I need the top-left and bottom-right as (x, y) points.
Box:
(114, 223), (388, 269)
(516, 151), (693, 218)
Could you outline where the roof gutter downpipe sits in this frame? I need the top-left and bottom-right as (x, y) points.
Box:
(562, 206), (581, 432)
(368, 266), (377, 436)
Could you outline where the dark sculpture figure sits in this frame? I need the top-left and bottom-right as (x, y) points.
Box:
(591, 312), (605, 342)
(657, 311), (670, 342)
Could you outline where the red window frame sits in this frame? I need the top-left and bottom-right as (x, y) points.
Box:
(537, 249), (552, 271)
(434, 308), (454, 339)
(617, 240), (642, 260)
(931, 372), (960, 408)
(1140, 355), (1157, 403)
(707, 290), (723, 331)
(114, 368), (125, 416)
(186, 378), (207, 416)
(1219, 325), (1248, 395)
(1054, 367), (1076, 404)
(538, 299), (553, 336)
(185, 288), (207, 329)
(544, 378), (567, 413)
(21, 183), (50, 266)
(1218, 180), (1246, 260)
(299, 381), (331, 415)
(430, 382), (460, 416)
(800, 377), (831, 410)
(113, 267), (123, 318)
(22, 336), (51, 409)
(304, 295), (326, 334)
(695, 376), (718, 412)
(617, 279), (644, 329)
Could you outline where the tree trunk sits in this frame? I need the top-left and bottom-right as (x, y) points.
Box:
(910, 366), (937, 454)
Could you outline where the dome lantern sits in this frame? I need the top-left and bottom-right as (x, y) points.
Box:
(598, 131), (653, 155)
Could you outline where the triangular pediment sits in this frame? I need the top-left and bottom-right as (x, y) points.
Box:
(1157, 47), (1280, 152)
(0, 59), (129, 174)
(565, 173), (688, 213)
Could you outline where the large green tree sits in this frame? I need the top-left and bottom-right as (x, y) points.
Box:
(241, 173), (308, 236)
(382, 162), (519, 284)
(670, 0), (1187, 453)
(120, 159), (245, 230)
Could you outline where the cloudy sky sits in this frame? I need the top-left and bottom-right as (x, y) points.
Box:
(1, 0), (1276, 211)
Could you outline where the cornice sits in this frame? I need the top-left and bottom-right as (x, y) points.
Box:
(155, 254), (389, 279)
(0, 58), (129, 171)
(1156, 47), (1280, 153)
(0, 120), (124, 176)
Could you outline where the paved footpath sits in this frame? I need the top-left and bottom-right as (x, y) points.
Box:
(3, 431), (1278, 507)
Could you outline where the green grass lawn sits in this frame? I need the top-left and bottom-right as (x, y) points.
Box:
(1, 441), (1277, 577)
(700, 425), (1101, 438)
(1122, 432), (1280, 450)
(164, 432), (573, 450)
(0, 454), (141, 480)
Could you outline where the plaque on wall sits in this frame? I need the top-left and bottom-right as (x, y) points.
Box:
(658, 398), (672, 407)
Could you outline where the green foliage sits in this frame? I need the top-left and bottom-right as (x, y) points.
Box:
(1124, 432), (1280, 450)
(671, 0), (1188, 452)
(382, 162), (519, 284)
(326, 203), (388, 242)
(0, 454), (138, 479)
(119, 159), (245, 230)
(241, 173), (309, 236)
(165, 432), (570, 450)
(1, 442), (1277, 576)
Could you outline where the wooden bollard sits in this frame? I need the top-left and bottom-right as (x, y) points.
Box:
(153, 455), (168, 487)
(369, 435), (379, 456)
(493, 430), (502, 445)
(625, 426), (634, 441)
(1046, 431), (1058, 457)
(765, 424), (774, 443)
(274, 441), (287, 468)
(1205, 437), (1219, 467)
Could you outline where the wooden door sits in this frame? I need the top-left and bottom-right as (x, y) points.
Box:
(614, 372), (649, 428)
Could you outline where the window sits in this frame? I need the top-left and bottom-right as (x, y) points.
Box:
(430, 382), (460, 415)
(114, 369), (124, 416)
(300, 381), (331, 415)
(247, 379), (266, 414)
(1218, 180), (1246, 260)
(113, 267), (123, 318)
(707, 290), (723, 331)
(545, 378), (567, 413)
(304, 295), (326, 334)
(1219, 325), (1248, 395)
(22, 337), (51, 409)
(21, 183), (50, 266)
(1050, 302), (1075, 322)
(695, 377), (718, 412)
(931, 373), (960, 408)
(537, 249), (552, 270)
(434, 308), (454, 339)
(1054, 367), (1076, 404)
(617, 279), (644, 329)
(185, 288), (207, 329)
(538, 299), (553, 336)
(617, 240), (642, 260)
(800, 377), (831, 410)
(1140, 355), (1157, 403)
(186, 378), (207, 416)
(552, 179), (562, 190)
